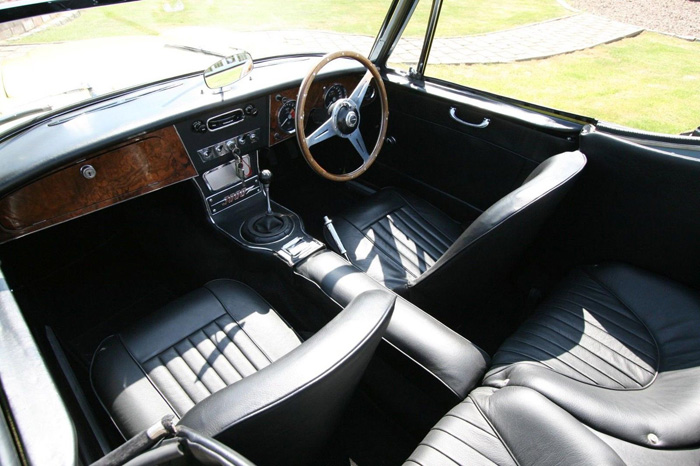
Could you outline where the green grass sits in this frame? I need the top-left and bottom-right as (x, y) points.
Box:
(433, 0), (568, 37)
(428, 32), (700, 134)
(19, 0), (568, 44)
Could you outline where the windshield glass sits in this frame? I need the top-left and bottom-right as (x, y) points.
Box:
(0, 0), (391, 132)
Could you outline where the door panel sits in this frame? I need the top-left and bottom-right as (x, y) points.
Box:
(381, 106), (533, 212)
(364, 75), (581, 221)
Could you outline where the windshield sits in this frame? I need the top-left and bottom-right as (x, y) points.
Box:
(0, 0), (391, 132)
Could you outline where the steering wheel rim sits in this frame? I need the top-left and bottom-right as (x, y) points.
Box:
(295, 51), (389, 182)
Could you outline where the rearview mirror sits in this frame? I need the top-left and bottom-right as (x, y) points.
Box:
(203, 50), (254, 90)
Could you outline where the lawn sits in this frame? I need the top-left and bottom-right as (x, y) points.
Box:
(434, 0), (568, 36)
(428, 32), (700, 134)
(19, 0), (568, 43)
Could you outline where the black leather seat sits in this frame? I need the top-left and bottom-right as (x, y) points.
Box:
(91, 279), (395, 465)
(406, 263), (700, 465)
(330, 151), (586, 318)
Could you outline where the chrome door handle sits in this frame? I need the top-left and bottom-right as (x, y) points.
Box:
(449, 107), (490, 129)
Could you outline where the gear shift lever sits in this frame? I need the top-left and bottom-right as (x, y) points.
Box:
(260, 169), (273, 215)
(241, 169), (293, 244)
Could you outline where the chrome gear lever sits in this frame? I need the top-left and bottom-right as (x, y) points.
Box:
(260, 169), (273, 215)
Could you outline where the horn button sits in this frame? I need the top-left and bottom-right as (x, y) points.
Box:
(332, 99), (360, 136)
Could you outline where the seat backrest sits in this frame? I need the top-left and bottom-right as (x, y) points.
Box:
(410, 150), (586, 317)
(177, 289), (395, 466)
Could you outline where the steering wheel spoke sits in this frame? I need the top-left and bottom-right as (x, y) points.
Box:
(306, 117), (337, 148)
(348, 129), (370, 162)
(349, 70), (373, 107)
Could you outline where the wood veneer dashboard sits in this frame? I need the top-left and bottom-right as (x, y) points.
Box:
(269, 73), (364, 146)
(0, 126), (196, 243)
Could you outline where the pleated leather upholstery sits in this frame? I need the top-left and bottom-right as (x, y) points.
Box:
(408, 263), (700, 464)
(405, 386), (628, 466)
(361, 204), (455, 279)
(91, 279), (301, 438)
(139, 312), (276, 415)
(487, 267), (658, 389)
(484, 263), (700, 449)
(330, 188), (462, 293)
(405, 390), (516, 466)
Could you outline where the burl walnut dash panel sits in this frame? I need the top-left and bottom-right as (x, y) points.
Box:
(269, 74), (363, 146)
(0, 126), (196, 242)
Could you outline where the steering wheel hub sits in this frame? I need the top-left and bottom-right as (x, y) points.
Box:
(335, 100), (360, 135)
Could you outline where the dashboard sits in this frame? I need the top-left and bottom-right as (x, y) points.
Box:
(0, 57), (370, 244)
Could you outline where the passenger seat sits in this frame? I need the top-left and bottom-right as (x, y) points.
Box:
(406, 263), (700, 465)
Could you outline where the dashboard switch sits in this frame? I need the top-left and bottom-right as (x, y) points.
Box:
(198, 147), (213, 161)
(244, 104), (258, 116)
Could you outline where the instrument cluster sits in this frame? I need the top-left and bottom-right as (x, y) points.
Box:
(269, 74), (375, 146)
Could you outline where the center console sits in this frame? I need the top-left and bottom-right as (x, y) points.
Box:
(175, 96), (323, 265)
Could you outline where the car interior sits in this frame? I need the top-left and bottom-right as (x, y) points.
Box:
(1, 1), (700, 465)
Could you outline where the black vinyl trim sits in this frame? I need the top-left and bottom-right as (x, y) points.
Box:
(0, 0), (139, 23)
(384, 72), (584, 137)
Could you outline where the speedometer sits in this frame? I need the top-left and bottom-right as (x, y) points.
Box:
(324, 84), (347, 109)
(277, 99), (296, 134)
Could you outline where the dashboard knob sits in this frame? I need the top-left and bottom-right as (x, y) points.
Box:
(244, 104), (258, 116)
(192, 120), (207, 133)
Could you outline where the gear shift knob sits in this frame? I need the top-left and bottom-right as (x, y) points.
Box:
(260, 169), (273, 215)
(260, 169), (272, 187)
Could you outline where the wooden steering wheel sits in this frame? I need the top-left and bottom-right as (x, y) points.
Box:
(294, 51), (389, 181)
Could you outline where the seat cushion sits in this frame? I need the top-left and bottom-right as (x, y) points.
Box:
(484, 263), (700, 448)
(405, 386), (627, 466)
(330, 188), (462, 293)
(91, 279), (301, 438)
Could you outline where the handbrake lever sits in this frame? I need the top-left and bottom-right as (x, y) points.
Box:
(324, 216), (349, 262)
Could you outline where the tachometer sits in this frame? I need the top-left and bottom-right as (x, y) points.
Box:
(362, 83), (376, 106)
(324, 84), (347, 109)
(277, 99), (296, 134)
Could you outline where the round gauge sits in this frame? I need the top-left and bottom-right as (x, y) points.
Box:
(277, 99), (296, 134)
(362, 84), (376, 105)
(324, 84), (347, 108)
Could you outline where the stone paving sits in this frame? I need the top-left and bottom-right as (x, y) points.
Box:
(395, 13), (644, 64)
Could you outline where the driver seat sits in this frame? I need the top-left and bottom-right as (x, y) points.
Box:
(328, 151), (586, 321)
